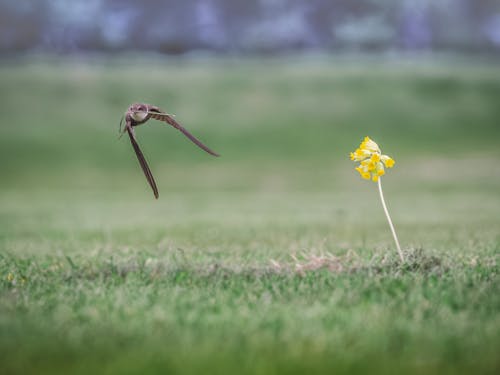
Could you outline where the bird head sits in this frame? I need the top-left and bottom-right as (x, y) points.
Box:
(129, 103), (149, 122)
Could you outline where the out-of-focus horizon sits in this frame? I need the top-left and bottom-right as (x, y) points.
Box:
(1, 0), (500, 56)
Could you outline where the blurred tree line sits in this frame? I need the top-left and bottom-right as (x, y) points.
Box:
(1, 0), (499, 55)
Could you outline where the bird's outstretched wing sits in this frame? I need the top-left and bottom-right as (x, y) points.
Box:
(126, 122), (159, 199)
(147, 111), (220, 157)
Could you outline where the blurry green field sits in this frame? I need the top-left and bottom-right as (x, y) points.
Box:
(0, 56), (499, 374)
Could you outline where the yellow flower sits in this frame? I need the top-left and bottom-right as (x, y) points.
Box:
(350, 148), (370, 162)
(350, 136), (395, 182)
(6, 273), (14, 282)
(350, 137), (404, 262)
(360, 136), (381, 153)
(381, 155), (395, 168)
(376, 162), (385, 176)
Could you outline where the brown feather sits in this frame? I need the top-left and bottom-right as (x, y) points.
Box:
(126, 123), (159, 199)
(149, 113), (220, 157)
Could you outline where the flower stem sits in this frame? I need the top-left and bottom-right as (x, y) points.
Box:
(377, 178), (404, 262)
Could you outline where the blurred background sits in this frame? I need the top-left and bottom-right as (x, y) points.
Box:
(1, 2), (500, 373)
(0, 0), (499, 248)
(1, 0), (500, 55)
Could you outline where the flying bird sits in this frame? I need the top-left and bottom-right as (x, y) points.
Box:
(120, 103), (219, 199)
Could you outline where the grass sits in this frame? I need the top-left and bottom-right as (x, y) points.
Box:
(0, 55), (499, 374)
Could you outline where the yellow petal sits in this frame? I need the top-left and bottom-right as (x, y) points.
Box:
(350, 148), (370, 162)
(376, 162), (385, 176)
(362, 137), (380, 153)
(359, 149), (370, 159)
(381, 155), (395, 168)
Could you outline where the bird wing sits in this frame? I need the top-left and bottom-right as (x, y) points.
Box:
(126, 122), (159, 199)
(147, 111), (220, 157)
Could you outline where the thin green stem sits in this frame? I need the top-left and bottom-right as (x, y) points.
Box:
(377, 178), (404, 262)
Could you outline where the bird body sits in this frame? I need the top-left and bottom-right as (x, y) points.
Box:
(121, 103), (219, 199)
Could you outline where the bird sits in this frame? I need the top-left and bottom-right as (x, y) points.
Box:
(120, 103), (219, 199)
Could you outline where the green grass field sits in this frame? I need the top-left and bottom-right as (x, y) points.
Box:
(1, 56), (499, 374)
